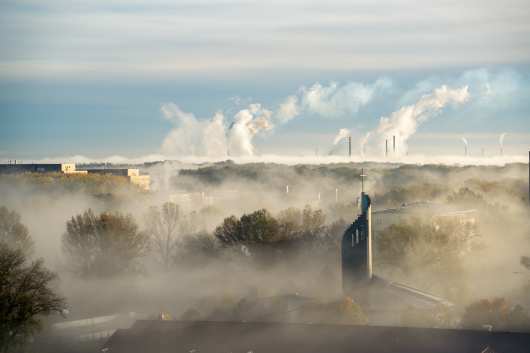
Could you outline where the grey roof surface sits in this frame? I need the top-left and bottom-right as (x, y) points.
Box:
(103, 320), (530, 353)
(347, 275), (451, 311)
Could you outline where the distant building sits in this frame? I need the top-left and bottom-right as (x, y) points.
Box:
(0, 163), (85, 174)
(0, 163), (150, 190)
(86, 169), (150, 191)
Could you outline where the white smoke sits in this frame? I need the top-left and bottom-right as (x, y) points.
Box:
(299, 78), (391, 118)
(274, 96), (299, 124)
(161, 103), (272, 157)
(369, 85), (470, 157)
(499, 132), (507, 147)
(333, 128), (350, 146)
(161, 103), (227, 157)
(462, 137), (468, 145)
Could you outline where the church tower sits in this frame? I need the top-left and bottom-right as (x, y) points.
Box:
(341, 169), (372, 294)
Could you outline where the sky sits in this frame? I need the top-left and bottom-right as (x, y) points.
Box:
(0, 0), (529, 164)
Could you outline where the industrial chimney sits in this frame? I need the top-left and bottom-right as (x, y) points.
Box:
(385, 140), (388, 157)
(393, 135), (395, 154)
(349, 137), (351, 157)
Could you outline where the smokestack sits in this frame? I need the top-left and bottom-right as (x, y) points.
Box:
(336, 189), (338, 202)
(316, 149), (318, 156)
(465, 146), (467, 157)
(385, 140), (388, 157)
(349, 137), (351, 157)
(393, 135), (395, 154)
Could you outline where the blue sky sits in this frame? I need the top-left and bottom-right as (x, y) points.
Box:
(0, 0), (529, 163)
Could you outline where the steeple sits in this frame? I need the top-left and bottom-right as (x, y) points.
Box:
(342, 170), (372, 293)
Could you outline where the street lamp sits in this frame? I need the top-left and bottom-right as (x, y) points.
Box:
(513, 271), (528, 310)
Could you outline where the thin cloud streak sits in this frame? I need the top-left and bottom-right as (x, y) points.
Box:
(1, 1), (529, 79)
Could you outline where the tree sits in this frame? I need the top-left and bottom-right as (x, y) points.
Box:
(297, 297), (367, 325)
(460, 298), (510, 331)
(521, 256), (530, 270)
(374, 214), (470, 303)
(213, 209), (283, 261)
(325, 297), (368, 325)
(232, 297), (267, 321)
(401, 304), (456, 328)
(0, 207), (34, 257)
(144, 202), (184, 270)
(61, 209), (150, 278)
(181, 308), (202, 321)
(0, 242), (67, 353)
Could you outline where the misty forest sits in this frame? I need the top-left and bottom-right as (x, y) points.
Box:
(1, 160), (530, 351)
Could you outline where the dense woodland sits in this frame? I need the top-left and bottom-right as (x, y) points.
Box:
(1, 161), (529, 351)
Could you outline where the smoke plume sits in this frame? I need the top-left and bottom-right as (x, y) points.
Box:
(499, 132), (507, 147)
(299, 79), (391, 118)
(333, 129), (351, 146)
(368, 85), (469, 157)
(161, 103), (273, 157)
(462, 137), (468, 145)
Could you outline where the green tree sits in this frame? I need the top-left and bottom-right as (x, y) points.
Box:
(0, 207), (34, 257)
(213, 209), (283, 261)
(0, 242), (67, 353)
(61, 209), (150, 278)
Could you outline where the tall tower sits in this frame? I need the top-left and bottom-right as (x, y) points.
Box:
(393, 135), (395, 155)
(349, 137), (351, 157)
(342, 169), (372, 293)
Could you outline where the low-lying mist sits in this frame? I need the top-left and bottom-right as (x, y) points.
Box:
(0, 160), (528, 326)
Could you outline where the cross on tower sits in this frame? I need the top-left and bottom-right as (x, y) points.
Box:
(360, 168), (367, 193)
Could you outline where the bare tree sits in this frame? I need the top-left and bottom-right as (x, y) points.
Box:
(0, 242), (67, 353)
(144, 203), (202, 270)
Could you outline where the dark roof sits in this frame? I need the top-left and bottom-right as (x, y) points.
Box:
(103, 320), (530, 353)
(359, 275), (452, 311)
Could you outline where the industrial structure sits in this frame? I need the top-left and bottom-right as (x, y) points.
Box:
(86, 168), (150, 190)
(0, 163), (150, 190)
(0, 163), (83, 174)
